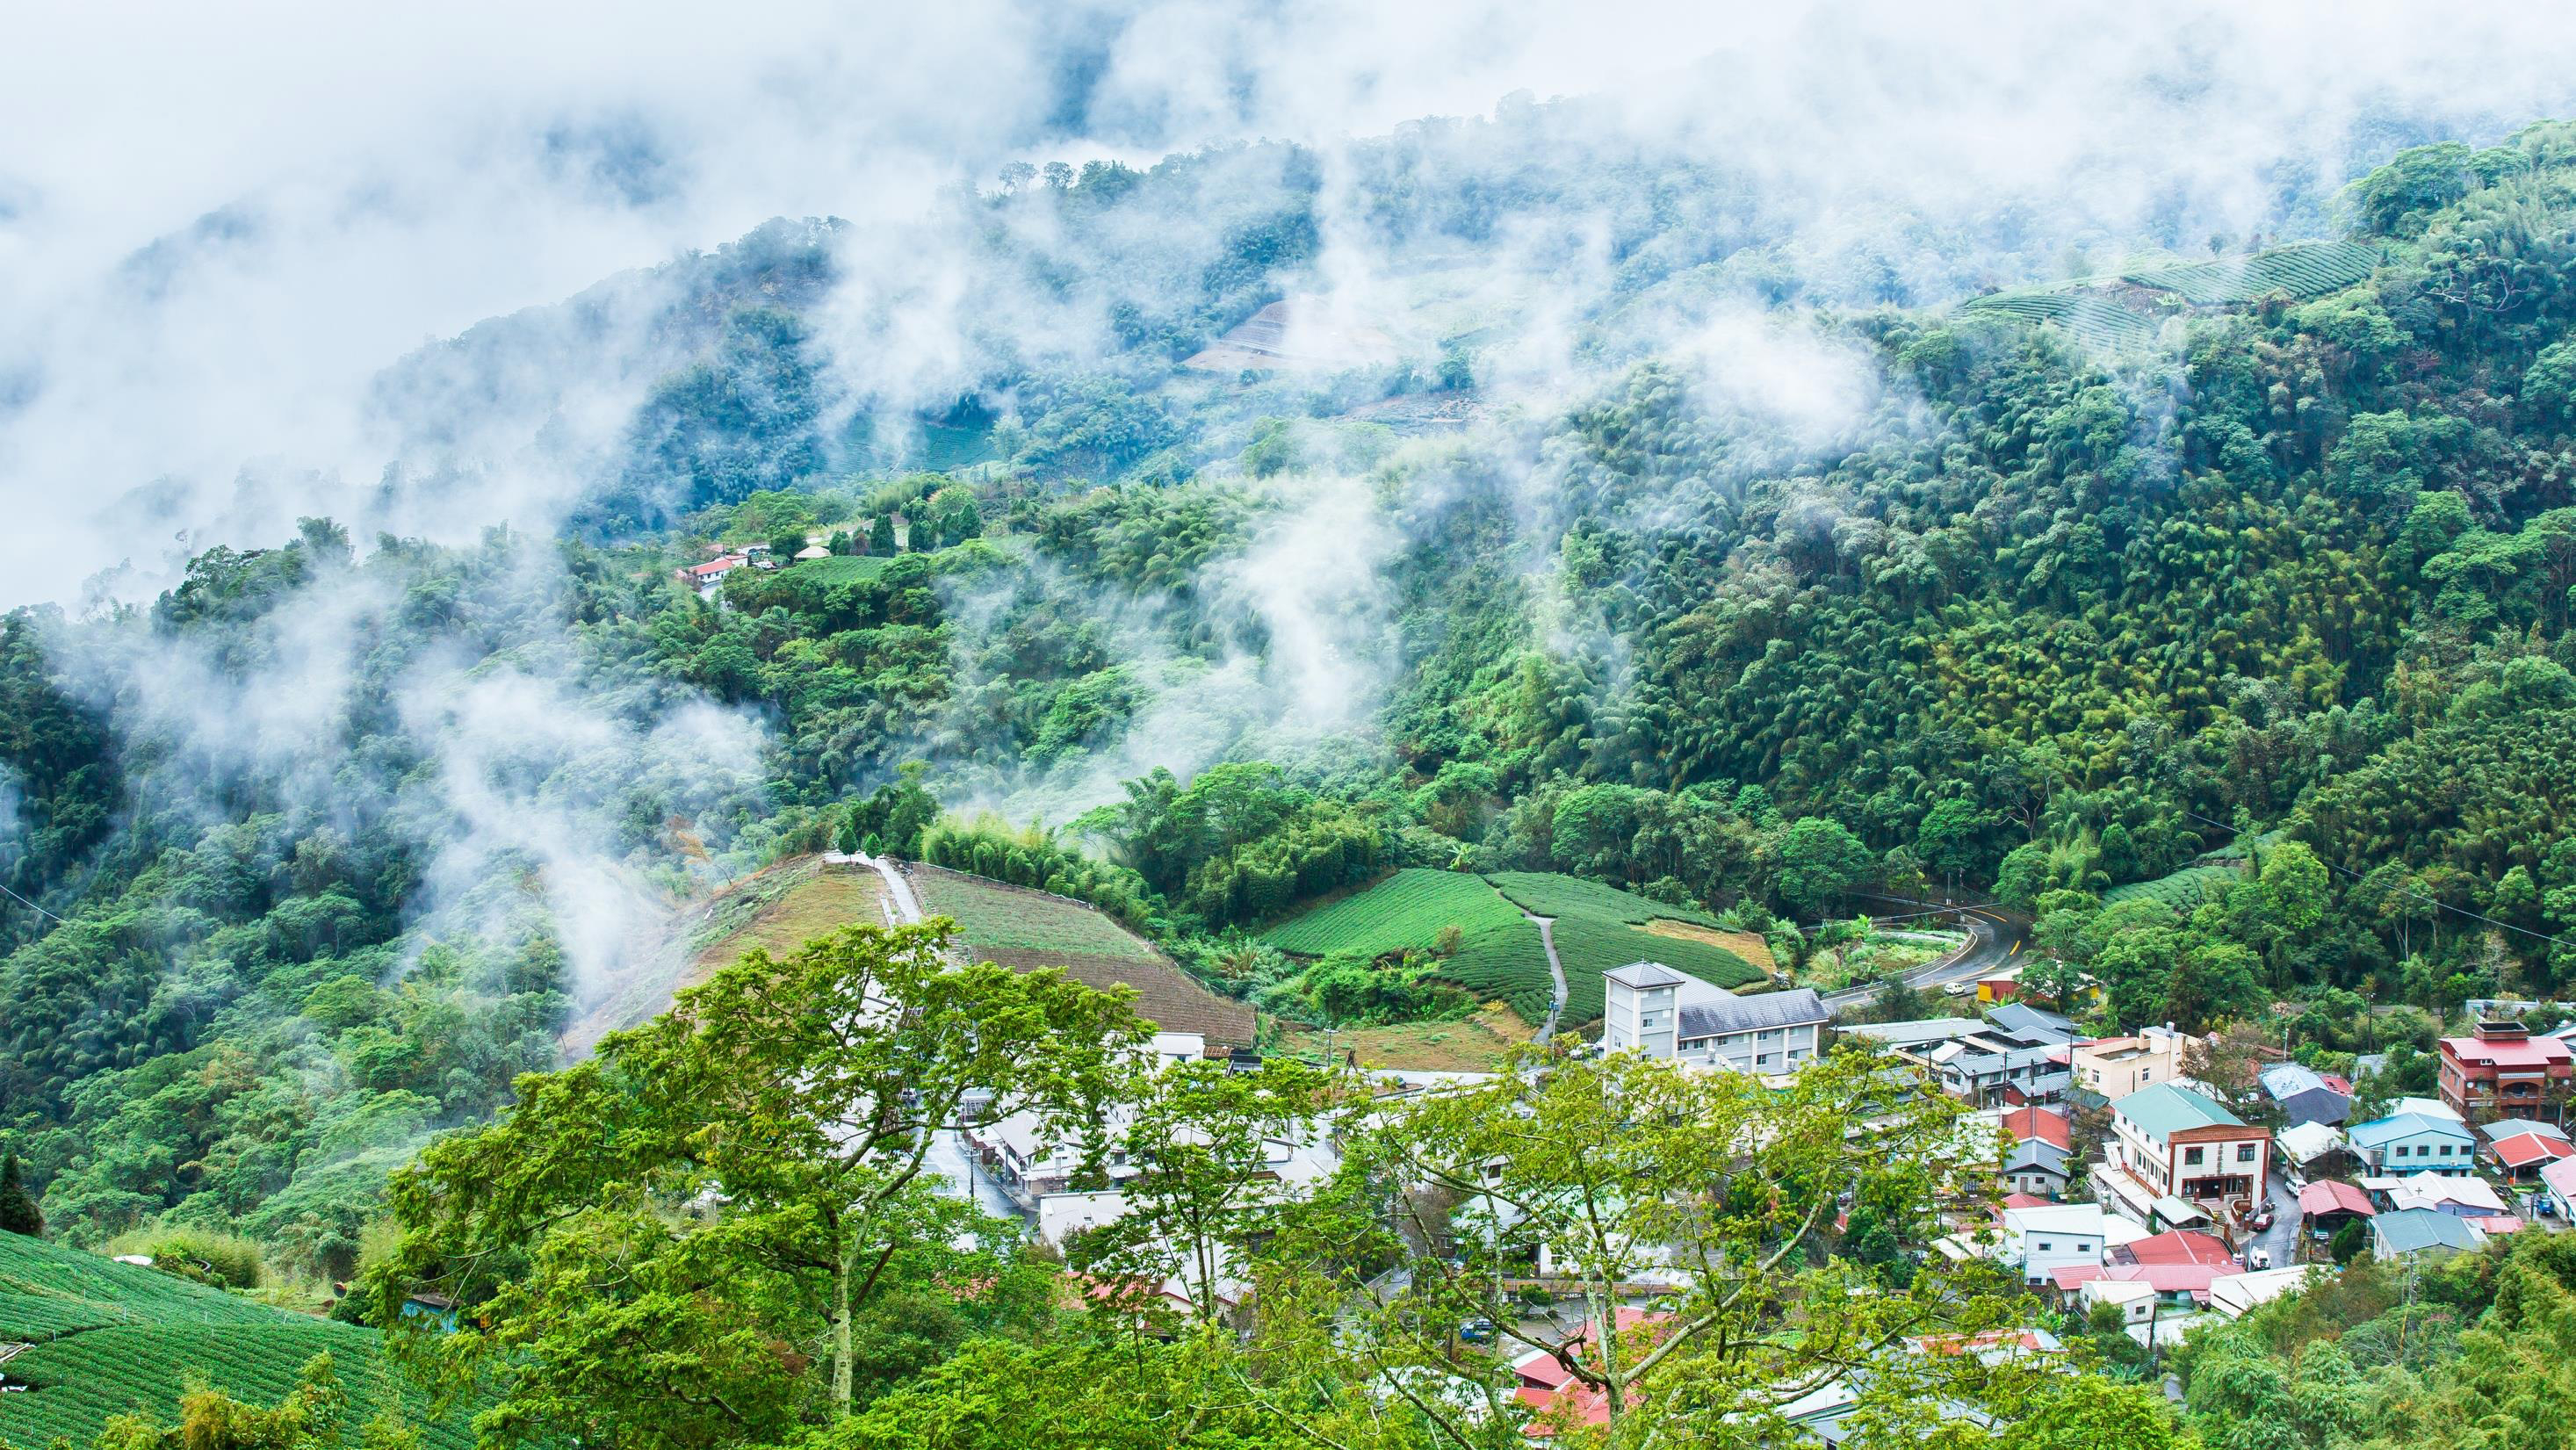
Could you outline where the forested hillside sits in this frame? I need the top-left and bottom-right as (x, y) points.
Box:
(8, 95), (2576, 1446)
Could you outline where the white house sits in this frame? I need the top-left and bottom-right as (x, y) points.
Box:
(2211, 1266), (2328, 1320)
(1996, 1203), (2105, 1286)
(1602, 964), (1829, 1075)
(2346, 1112), (2477, 1176)
(2539, 1155), (2576, 1217)
(2094, 1083), (2272, 1224)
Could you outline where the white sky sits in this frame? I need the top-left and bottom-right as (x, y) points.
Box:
(6, 3), (2576, 606)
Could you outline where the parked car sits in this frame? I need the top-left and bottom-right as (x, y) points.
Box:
(2248, 1208), (2275, 1232)
(1459, 1318), (1497, 1344)
(2541, 1198), (2559, 1217)
(2248, 1247), (2272, 1270)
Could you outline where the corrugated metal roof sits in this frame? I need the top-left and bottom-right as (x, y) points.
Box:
(2348, 1113), (2475, 1148)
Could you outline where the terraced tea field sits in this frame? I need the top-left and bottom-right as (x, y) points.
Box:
(906, 864), (1254, 1047)
(2100, 862), (2248, 913)
(1961, 239), (2383, 349)
(0, 1233), (473, 1450)
(2120, 241), (2383, 305)
(783, 553), (891, 584)
(1485, 873), (1764, 1021)
(1259, 869), (1766, 1026)
(908, 864), (1164, 962)
(1958, 291), (2161, 348)
(1256, 869), (1529, 957)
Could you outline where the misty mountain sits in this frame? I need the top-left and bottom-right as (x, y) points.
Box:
(11, 15), (2576, 1445)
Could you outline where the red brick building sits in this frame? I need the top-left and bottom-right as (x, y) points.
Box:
(2438, 1021), (2573, 1126)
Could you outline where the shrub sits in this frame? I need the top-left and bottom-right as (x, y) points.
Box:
(106, 1225), (269, 1290)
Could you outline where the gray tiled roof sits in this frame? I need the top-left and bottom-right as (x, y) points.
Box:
(1605, 961), (1692, 989)
(1678, 988), (1831, 1042)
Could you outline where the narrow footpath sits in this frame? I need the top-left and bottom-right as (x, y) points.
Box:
(1529, 915), (1568, 1043)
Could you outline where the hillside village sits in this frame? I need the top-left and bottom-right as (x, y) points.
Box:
(21, 47), (2576, 1446)
(738, 851), (2576, 1433)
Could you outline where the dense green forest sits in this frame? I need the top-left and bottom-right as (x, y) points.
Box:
(11, 105), (2576, 1449)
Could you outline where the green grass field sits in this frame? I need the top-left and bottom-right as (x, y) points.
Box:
(908, 865), (1164, 963)
(0, 1233), (472, 1450)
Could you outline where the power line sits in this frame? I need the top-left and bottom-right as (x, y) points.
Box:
(2168, 804), (2576, 953)
(0, 876), (68, 926)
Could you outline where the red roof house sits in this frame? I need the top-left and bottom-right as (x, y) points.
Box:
(2121, 1230), (2236, 1268)
(1998, 1105), (2073, 1151)
(1512, 1309), (1672, 1437)
(2297, 1179), (2375, 1221)
(2438, 1021), (2573, 1124)
(2486, 1129), (2575, 1178)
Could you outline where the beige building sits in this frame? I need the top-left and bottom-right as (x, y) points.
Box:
(2072, 1027), (2190, 1100)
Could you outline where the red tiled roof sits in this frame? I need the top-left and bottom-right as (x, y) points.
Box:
(2471, 1216), (2524, 1235)
(2441, 1035), (2573, 1068)
(2298, 1179), (2375, 1218)
(2489, 1132), (2573, 1168)
(2049, 1263), (2223, 1299)
(1909, 1329), (2056, 1357)
(688, 555), (745, 577)
(2124, 1230), (2235, 1267)
(2318, 1073), (2353, 1094)
(2002, 1192), (2053, 1209)
(1999, 1106), (2072, 1150)
(1517, 1382), (1610, 1433)
(1515, 1311), (1672, 1437)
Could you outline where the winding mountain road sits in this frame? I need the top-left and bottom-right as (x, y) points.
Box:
(1822, 898), (2030, 1015)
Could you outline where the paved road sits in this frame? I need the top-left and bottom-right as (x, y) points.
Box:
(1528, 915), (1567, 1043)
(1822, 898), (2030, 1014)
(2248, 1170), (2301, 1270)
(833, 854), (1026, 1227)
(838, 851), (924, 925)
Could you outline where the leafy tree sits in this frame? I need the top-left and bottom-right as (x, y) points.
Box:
(1324, 1045), (2020, 1442)
(1064, 1057), (1336, 1324)
(1776, 817), (1872, 918)
(0, 1151), (42, 1236)
(367, 922), (1151, 1442)
(1914, 798), (2002, 887)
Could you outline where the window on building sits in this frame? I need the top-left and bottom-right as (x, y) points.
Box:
(2038, 1241), (2053, 1251)
(2183, 1146), (2204, 1165)
(2237, 1143), (2257, 1163)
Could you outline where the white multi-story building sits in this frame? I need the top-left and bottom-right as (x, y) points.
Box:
(2093, 1083), (2271, 1224)
(1603, 964), (1829, 1075)
(1996, 1202), (2106, 1286)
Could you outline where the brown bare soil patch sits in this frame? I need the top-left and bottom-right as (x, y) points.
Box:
(1641, 918), (1776, 970)
(1279, 1000), (1535, 1072)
